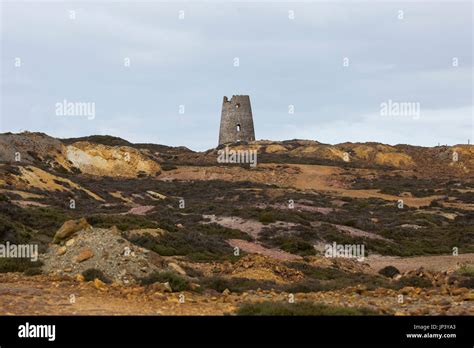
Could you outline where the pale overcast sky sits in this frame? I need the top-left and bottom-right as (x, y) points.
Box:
(1, 1), (472, 150)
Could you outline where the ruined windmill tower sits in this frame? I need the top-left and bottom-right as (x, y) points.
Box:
(218, 95), (255, 145)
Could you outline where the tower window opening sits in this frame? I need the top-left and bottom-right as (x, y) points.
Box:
(235, 104), (240, 109)
(236, 124), (241, 132)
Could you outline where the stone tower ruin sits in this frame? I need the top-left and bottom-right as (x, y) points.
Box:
(218, 95), (256, 145)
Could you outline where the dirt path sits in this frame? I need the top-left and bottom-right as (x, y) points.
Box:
(366, 253), (474, 273)
(332, 224), (391, 242)
(123, 205), (155, 215)
(228, 239), (302, 261)
(203, 214), (298, 240)
(203, 214), (263, 239)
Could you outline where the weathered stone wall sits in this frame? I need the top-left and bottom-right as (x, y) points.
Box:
(218, 95), (256, 145)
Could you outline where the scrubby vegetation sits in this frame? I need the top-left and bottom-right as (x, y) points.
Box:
(199, 276), (277, 293)
(139, 271), (189, 292)
(456, 264), (474, 277)
(267, 236), (316, 256)
(87, 214), (158, 231)
(2, 174), (473, 258)
(351, 175), (443, 197)
(392, 276), (433, 289)
(128, 224), (248, 262)
(282, 267), (390, 293)
(160, 163), (178, 171)
(0, 258), (43, 274)
(236, 301), (378, 316)
(378, 266), (400, 278)
(258, 211), (276, 224)
(82, 268), (112, 283)
(453, 264), (474, 288)
(0, 203), (75, 252)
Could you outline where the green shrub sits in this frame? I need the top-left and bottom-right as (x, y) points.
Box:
(459, 277), (474, 288)
(0, 194), (10, 202)
(260, 234), (316, 256)
(236, 301), (378, 316)
(146, 229), (237, 262)
(282, 265), (391, 293)
(199, 276), (231, 292)
(378, 266), (400, 278)
(283, 279), (327, 293)
(87, 214), (158, 231)
(82, 268), (112, 283)
(456, 264), (474, 277)
(199, 276), (277, 293)
(24, 267), (43, 276)
(278, 238), (316, 256)
(189, 277), (326, 294)
(161, 163), (178, 171)
(259, 212), (276, 224)
(180, 265), (203, 278)
(139, 271), (189, 292)
(0, 258), (43, 273)
(286, 262), (347, 280)
(393, 276), (432, 289)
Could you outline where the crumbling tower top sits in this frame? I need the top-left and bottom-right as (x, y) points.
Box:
(218, 95), (255, 145)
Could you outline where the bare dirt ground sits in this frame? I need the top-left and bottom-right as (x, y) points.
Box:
(366, 253), (474, 273)
(332, 223), (391, 241)
(203, 214), (263, 239)
(0, 273), (472, 316)
(0, 274), (235, 315)
(203, 214), (298, 239)
(123, 205), (155, 215)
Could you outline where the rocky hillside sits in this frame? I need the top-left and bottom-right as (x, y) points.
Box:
(177, 140), (473, 178)
(0, 132), (161, 178)
(0, 131), (473, 316)
(1, 132), (472, 176)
